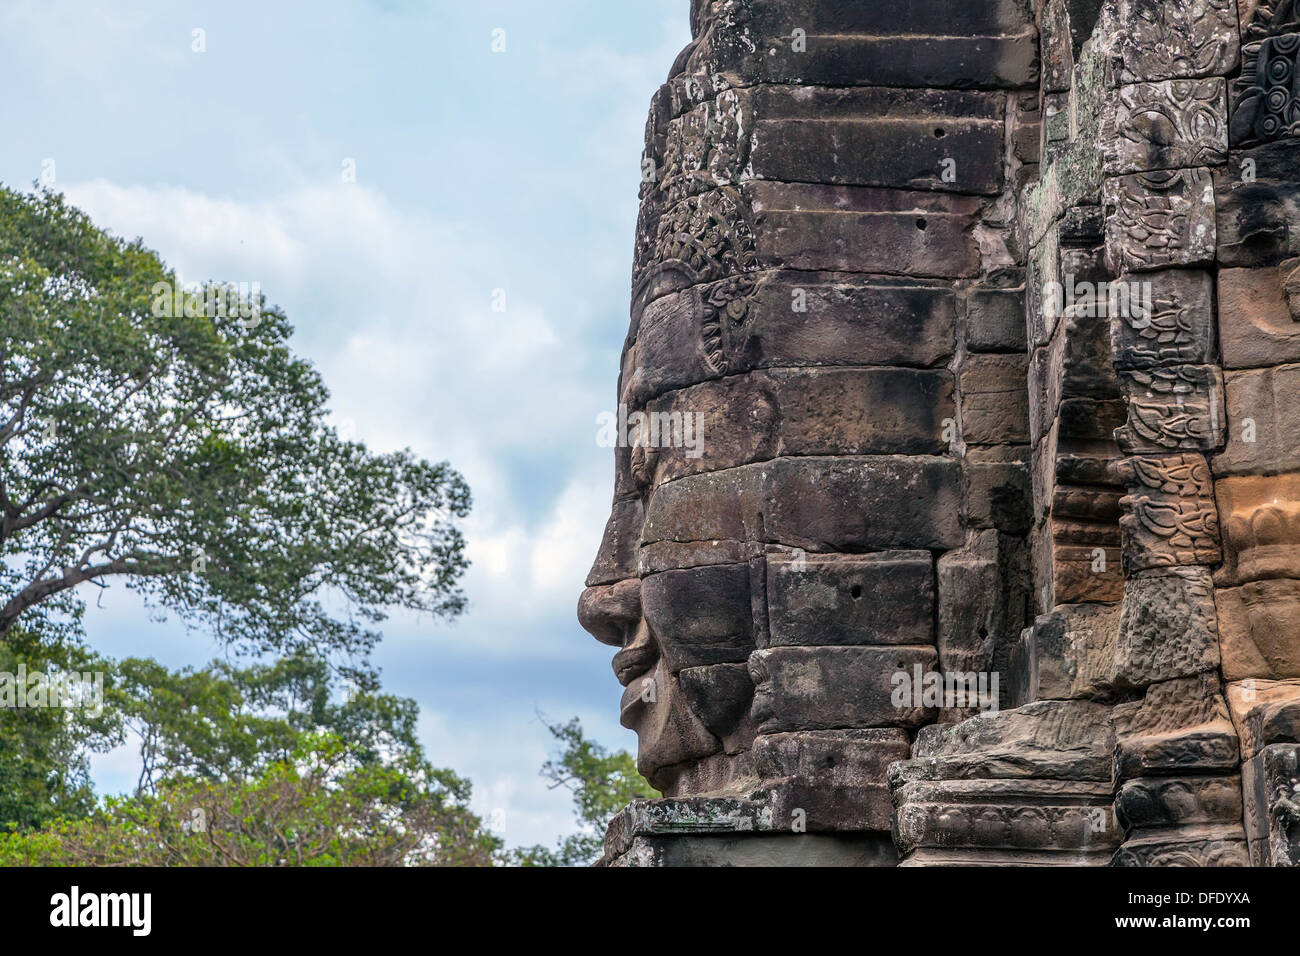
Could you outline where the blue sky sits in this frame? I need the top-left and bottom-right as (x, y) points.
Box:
(0, 0), (690, 850)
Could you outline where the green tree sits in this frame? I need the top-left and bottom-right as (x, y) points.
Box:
(0, 185), (470, 660)
(112, 653), (432, 794)
(0, 734), (501, 866)
(0, 624), (122, 830)
(510, 717), (655, 866)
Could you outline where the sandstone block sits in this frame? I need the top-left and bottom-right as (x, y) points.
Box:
(765, 551), (934, 647)
(1217, 266), (1300, 369)
(1102, 79), (1228, 175)
(1213, 364), (1300, 475)
(1104, 168), (1216, 273)
(1216, 578), (1300, 680)
(749, 645), (938, 734)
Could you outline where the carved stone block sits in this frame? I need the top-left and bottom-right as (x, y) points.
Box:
(685, 0), (1038, 91)
(1112, 674), (1240, 780)
(1111, 826), (1252, 865)
(894, 700), (1116, 783)
(1242, 743), (1300, 865)
(600, 797), (899, 867)
(938, 531), (1029, 688)
(624, 271), (957, 407)
(1231, 33), (1300, 146)
(1226, 677), (1300, 759)
(1113, 0), (1240, 85)
(892, 778), (1120, 860)
(640, 367), (954, 485)
(1104, 168), (1217, 273)
(1114, 567), (1222, 688)
(1110, 269), (1216, 369)
(1218, 266), (1300, 369)
(751, 730), (911, 832)
(1115, 365), (1226, 454)
(1114, 453), (1222, 571)
(1214, 472), (1300, 585)
(1014, 603), (1121, 703)
(1212, 364), (1300, 475)
(1102, 79), (1228, 175)
(1216, 578), (1300, 679)
(1115, 775), (1243, 831)
(748, 645), (938, 733)
(743, 182), (983, 278)
(641, 564), (754, 671)
(1215, 144), (1300, 267)
(1240, 0), (1300, 42)
(641, 456), (965, 553)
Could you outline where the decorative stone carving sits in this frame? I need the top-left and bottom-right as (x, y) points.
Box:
(1242, 743), (1300, 865)
(1241, 0), (1300, 41)
(1115, 364), (1226, 452)
(1104, 168), (1217, 273)
(1113, 0), (1241, 84)
(1213, 472), (1300, 585)
(588, 0), (1292, 869)
(1216, 578), (1300, 679)
(1231, 33), (1300, 145)
(1114, 453), (1222, 571)
(1111, 674), (1241, 779)
(633, 186), (757, 293)
(1102, 79), (1228, 175)
(1114, 567), (1222, 687)
(1110, 269), (1216, 369)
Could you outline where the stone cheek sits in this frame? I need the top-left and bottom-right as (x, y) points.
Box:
(748, 646), (940, 735)
(765, 552), (935, 648)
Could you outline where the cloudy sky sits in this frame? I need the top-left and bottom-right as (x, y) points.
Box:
(0, 0), (690, 850)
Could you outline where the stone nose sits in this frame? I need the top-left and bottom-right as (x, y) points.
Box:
(577, 579), (642, 647)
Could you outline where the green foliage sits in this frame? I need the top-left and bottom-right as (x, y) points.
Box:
(509, 717), (654, 867)
(113, 652), (431, 793)
(0, 625), (122, 831)
(0, 735), (501, 866)
(0, 649), (503, 865)
(0, 184), (470, 659)
(0, 185), (496, 866)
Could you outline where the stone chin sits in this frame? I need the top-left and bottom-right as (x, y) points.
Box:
(579, 579), (725, 792)
(617, 657), (719, 791)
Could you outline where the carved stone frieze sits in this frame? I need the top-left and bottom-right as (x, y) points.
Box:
(1114, 453), (1222, 571)
(1104, 168), (1217, 273)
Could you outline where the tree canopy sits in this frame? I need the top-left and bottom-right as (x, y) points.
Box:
(0, 185), (470, 659)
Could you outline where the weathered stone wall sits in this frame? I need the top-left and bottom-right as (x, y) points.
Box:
(585, 0), (1300, 866)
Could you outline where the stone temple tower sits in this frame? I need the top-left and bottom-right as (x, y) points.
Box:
(581, 0), (1300, 866)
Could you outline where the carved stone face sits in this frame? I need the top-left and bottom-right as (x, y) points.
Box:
(577, 42), (1024, 802)
(579, 255), (760, 795)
